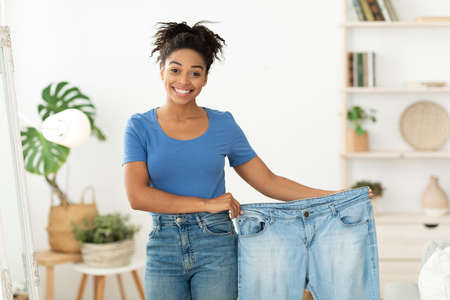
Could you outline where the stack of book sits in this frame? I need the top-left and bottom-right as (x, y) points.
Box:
(347, 52), (376, 87)
(352, 0), (398, 21)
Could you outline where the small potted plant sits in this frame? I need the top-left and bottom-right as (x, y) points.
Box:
(352, 180), (385, 214)
(347, 105), (377, 152)
(72, 213), (140, 268)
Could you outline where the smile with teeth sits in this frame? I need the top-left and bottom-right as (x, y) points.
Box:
(173, 87), (193, 95)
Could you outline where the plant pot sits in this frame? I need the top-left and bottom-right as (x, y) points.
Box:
(47, 186), (98, 253)
(81, 239), (135, 268)
(347, 129), (369, 152)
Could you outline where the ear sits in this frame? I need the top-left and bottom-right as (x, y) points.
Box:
(160, 65), (165, 81)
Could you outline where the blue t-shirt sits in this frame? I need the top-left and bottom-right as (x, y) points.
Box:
(122, 106), (257, 215)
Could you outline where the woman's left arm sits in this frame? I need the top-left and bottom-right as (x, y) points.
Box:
(233, 156), (373, 201)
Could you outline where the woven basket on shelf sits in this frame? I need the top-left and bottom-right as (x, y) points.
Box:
(47, 185), (98, 253)
(400, 101), (450, 151)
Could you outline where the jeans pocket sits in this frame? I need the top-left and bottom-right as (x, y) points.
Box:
(337, 201), (370, 226)
(203, 218), (234, 236)
(236, 211), (269, 238)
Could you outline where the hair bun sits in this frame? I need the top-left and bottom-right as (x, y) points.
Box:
(151, 20), (226, 74)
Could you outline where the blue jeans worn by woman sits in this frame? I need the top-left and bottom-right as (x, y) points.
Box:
(236, 186), (380, 300)
(145, 211), (237, 300)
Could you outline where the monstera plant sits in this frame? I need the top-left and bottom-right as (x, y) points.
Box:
(21, 81), (106, 205)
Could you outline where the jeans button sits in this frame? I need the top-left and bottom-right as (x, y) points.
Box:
(303, 211), (310, 217)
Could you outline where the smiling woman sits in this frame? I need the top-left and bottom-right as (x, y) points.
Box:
(122, 21), (250, 300)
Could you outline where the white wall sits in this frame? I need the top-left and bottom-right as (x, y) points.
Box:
(3, 0), (450, 299)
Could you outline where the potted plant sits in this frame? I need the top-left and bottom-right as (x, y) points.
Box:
(347, 105), (377, 152)
(72, 213), (140, 268)
(352, 180), (385, 214)
(20, 81), (106, 253)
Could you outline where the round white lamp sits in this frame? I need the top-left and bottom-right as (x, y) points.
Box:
(41, 109), (91, 147)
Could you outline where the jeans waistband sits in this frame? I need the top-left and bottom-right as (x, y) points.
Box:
(240, 186), (370, 218)
(151, 211), (230, 227)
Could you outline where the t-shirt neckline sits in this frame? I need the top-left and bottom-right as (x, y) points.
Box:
(154, 106), (211, 142)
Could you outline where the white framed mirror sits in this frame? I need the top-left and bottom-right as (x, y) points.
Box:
(0, 26), (40, 300)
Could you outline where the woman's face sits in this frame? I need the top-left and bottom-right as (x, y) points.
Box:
(160, 48), (208, 105)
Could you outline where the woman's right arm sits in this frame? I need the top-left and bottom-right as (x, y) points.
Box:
(123, 161), (243, 218)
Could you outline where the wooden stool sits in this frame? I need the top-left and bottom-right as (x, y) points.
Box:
(36, 250), (82, 300)
(73, 258), (145, 300)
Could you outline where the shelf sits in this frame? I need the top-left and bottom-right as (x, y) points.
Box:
(343, 87), (450, 94)
(375, 212), (450, 224)
(342, 151), (450, 159)
(343, 21), (450, 28)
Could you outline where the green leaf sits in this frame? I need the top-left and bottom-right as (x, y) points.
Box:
(356, 125), (365, 135)
(20, 127), (70, 176)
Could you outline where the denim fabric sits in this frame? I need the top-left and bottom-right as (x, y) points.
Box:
(235, 186), (380, 300)
(145, 211), (238, 300)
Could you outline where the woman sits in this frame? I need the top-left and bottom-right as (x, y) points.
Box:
(122, 21), (373, 300)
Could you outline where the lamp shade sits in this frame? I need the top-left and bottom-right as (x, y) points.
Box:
(42, 109), (91, 147)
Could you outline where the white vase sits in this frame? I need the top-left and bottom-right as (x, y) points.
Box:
(421, 176), (449, 217)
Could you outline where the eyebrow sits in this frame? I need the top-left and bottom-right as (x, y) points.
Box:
(168, 61), (204, 70)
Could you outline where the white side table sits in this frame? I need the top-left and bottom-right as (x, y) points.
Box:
(73, 257), (146, 300)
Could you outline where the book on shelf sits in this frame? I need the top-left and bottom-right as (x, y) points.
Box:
(347, 52), (376, 87)
(352, 0), (398, 22)
(367, 0), (385, 21)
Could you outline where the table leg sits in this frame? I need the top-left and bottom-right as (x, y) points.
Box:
(46, 266), (54, 300)
(116, 274), (126, 300)
(131, 270), (145, 300)
(93, 276), (98, 300)
(76, 274), (88, 300)
(95, 276), (105, 300)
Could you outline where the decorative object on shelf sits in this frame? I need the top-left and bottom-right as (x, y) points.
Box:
(72, 213), (140, 268)
(20, 81), (107, 253)
(47, 186), (98, 253)
(352, 180), (385, 214)
(347, 105), (377, 152)
(404, 81), (448, 88)
(399, 101), (450, 151)
(415, 16), (450, 22)
(421, 176), (449, 217)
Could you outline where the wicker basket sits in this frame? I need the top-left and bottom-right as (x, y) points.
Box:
(47, 186), (98, 253)
(81, 239), (135, 268)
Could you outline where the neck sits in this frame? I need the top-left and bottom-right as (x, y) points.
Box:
(159, 100), (204, 121)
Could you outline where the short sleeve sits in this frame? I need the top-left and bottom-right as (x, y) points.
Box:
(122, 115), (147, 166)
(226, 111), (257, 167)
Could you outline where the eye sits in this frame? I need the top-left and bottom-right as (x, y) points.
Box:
(170, 69), (178, 73)
(192, 72), (201, 77)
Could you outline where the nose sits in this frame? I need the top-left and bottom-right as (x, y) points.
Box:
(178, 72), (190, 85)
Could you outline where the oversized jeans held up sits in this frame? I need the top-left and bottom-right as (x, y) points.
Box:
(235, 186), (380, 300)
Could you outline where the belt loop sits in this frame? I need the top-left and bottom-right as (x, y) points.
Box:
(153, 215), (161, 231)
(329, 203), (338, 217)
(195, 215), (205, 230)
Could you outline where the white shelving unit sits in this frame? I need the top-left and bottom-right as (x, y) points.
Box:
(341, 1), (450, 297)
(340, 1), (450, 186)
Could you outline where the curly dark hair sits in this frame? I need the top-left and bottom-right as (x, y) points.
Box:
(150, 20), (226, 74)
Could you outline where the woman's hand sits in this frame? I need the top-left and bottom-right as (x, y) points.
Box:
(331, 187), (374, 199)
(206, 193), (243, 219)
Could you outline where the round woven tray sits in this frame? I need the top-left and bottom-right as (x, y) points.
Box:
(399, 101), (450, 150)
